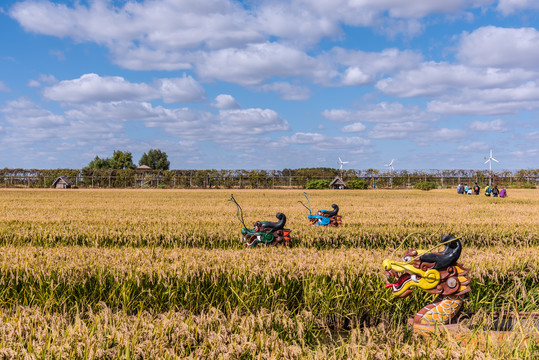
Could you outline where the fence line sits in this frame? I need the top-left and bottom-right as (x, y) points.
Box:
(1, 168), (538, 189)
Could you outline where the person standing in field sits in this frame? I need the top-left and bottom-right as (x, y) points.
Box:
(492, 185), (499, 197)
(500, 187), (507, 198)
(473, 183), (480, 195)
(485, 185), (491, 196)
(464, 184), (469, 193)
(457, 184), (463, 194)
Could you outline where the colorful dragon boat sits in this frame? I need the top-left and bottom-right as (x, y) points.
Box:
(383, 235), (539, 343)
(229, 194), (291, 247)
(298, 192), (342, 227)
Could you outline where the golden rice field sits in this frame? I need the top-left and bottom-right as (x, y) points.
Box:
(0, 188), (538, 359)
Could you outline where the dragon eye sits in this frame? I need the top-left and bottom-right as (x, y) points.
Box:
(403, 256), (411, 262)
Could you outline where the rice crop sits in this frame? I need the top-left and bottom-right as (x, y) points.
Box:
(0, 188), (537, 359)
(0, 189), (537, 248)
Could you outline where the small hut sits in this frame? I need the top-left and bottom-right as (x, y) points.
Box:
(52, 176), (73, 189)
(329, 176), (346, 189)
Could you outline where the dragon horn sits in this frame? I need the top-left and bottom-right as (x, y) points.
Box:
(419, 235), (462, 269)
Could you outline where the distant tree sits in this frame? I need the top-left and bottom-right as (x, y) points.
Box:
(110, 150), (135, 169)
(86, 150), (134, 170)
(86, 156), (111, 169)
(139, 149), (170, 170)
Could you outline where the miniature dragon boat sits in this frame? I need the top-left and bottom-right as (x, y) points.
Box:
(298, 192), (342, 227)
(383, 235), (539, 343)
(229, 194), (291, 247)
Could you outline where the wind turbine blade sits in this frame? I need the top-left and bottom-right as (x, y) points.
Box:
(492, 158), (499, 163)
(484, 159), (490, 164)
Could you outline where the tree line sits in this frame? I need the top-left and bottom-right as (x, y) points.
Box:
(87, 149), (170, 170)
(1, 167), (537, 189)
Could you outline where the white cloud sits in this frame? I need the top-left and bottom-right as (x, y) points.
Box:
(323, 102), (435, 123)
(196, 42), (323, 85)
(510, 148), (539, 158)
(376, 63), (536, 98)
(469, 119), (507, 132)
(44, 74), (157, 103)
(282, 132), (371, 151)
(43, 73), (205, 103)
(1, 98), (65, 127)
(427, 128), (468, 142)
(216, 108), (290, 135)
(341, 67), (371, 86)
(287, 132), (326, 144)
(457, 142), (489, 151)
(28, 74), (58, 88)
(497, 0), (539, 15)
(155, 76), (206, 103)
(342, 122), (367, 133)
(458, 26), (539, 69)
(427, 82), (539, 116)
(369, 121), (425, 139)
(260, 82), (312, 101)
(211, 94), (240, 109)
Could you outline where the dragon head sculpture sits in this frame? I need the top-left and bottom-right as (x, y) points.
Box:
(229, 195), (292, 247)
(298, 193), (342, 227)
(383, 235), (471, 325)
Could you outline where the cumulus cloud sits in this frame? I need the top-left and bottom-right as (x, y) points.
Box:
(323, 102), (435, 123)
(8, 0), (466, 86)
(196, 42), (323, 85)
(458, 26), (539, 69)
(376, 63), (536, 98)
(282, 132), (370, 151)
(457, 142), (489, 151)
(342, 122), (367, 133)
(427, 82), (539, 116)
(469, 119), (507, 132)
(261, 82), (312, 101)
(497, 0), (539, 15)
(44, 74), (157, 102)
(43, 73), (205, 103)
(426, 128), (468, 142)
(211, 94), (240, 109)
(216, 108), (290, 135)
(369, 121), (426, 139)
(1, 98), (65, 127)
(155, 76), (206, 103)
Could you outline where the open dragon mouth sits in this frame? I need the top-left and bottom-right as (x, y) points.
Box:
(385, 271), (421, 292)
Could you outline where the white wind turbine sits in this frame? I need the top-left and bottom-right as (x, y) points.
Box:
(484, 149), (499, 187)
(385, 159), (396, 174)
(337, 157), (349, 171)
(385, 159), (396, 188)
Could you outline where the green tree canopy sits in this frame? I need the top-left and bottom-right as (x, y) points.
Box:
(110, 150), (135, 170)
(86, 150), (134, 170)
(139, 149), (170, 170)
(86, 156), (111, 170)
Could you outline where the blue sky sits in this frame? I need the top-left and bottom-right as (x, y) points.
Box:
(1, 0), (538, 171)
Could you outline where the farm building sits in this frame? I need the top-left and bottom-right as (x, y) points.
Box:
(52, 176), (74, 189)
(329, 176), (346, 189)
(135, 165), (163, 187)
